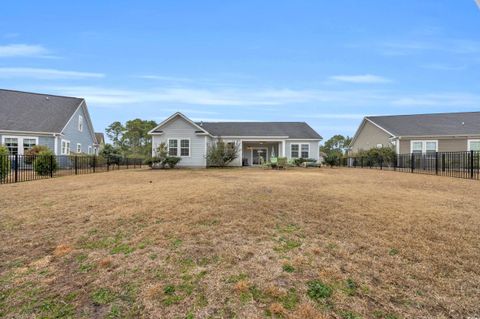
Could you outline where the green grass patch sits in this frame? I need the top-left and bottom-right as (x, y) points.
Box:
(307, 280), (333, 301)
(274, 236), (302, 253)
(339, 310), (363, 319)
(91, 288), (116, 305)
(226, 273), (248, 283)
(282, 264), (295, 273)
(110, 243), (135, 255)
(389, 248), (399, 256)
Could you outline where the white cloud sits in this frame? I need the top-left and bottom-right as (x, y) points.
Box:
(300, 113), (366, 120)
(0, 44), (50, 58)
(329, 74), (391, 84)
(391, 93), (480, 107)
(0, 67), (105, 79)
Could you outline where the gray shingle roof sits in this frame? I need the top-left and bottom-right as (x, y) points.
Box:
(0, 89), (83, 133)
(196, 122), (322, 139)
(367, 112), (480, 137)
(95, 132), (105, 144)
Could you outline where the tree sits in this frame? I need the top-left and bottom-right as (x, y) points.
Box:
(105, 119), (157, 157)
(206, 140), (240, 167)
(320, 135), (352, 156)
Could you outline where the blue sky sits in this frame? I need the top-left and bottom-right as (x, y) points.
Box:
(1, 1), (480, 140)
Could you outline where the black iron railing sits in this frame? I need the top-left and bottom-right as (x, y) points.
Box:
(343, 151), (480, 180)
(0, 155), (143, 184)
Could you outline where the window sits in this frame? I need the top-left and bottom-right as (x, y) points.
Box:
(4, 138), (19, 155)
(425, 141), (437, 155)
(76, 143), (82, 153)
(301, 144), (309, 158)
(411, 140), (437, 155)
(61, 140), (70, 155)
(78, 115), (83, 132)
(469, 140), (480, 151)
(23, 138), (36, 153)
(291, 144), (299, 158)
(180, 139), (190, 157)
(88, 146), (92, 154)
(168, 139), (178, 156)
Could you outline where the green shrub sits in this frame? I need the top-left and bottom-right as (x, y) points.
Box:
(292, 158), (317, 166)
(33, 149), (57, 176)
(307, 280), (333, 300)
(324, 152), (341, 167)
(164, 156), (181, 168)
(355, 147), (396, 166)
(206, 140), (240, 167)
(0, 145), (10, 181)
(24, 145), (50, 164)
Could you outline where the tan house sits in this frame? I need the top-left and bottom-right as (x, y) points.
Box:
(350, 112), (480, 154)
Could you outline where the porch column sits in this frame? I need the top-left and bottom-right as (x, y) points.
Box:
(281, 140), (286, 157)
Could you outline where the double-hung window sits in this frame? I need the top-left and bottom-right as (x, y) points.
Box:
(61, 140), (71, 155)
(76, 143), (82, 153)
(180, 139), (190, 156)
(411, 140), (437, 155)
(468, 140), (480, 152)
(301, 144), (309, 158)
(168, 139), (178, 156)
(4, 138), (19, 155)
(23, 138), (36, 153)
(168, 139), (190, 156)
(291, 144), (299, 158)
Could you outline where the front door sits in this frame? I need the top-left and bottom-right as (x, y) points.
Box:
(252, 148), (267, 165)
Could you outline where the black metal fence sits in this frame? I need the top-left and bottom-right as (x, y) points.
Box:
(0, 155), (144, 184)
(343, 151), (480, 180)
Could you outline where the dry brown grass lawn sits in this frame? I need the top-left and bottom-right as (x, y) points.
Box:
(0, 168), (479, 319)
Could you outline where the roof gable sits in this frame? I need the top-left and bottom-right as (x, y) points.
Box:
(149, 112), (210, 135)
(0, 89), (84, 133)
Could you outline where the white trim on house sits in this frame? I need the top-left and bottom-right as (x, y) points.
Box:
(468, 139), (480, 151)
(250, 147), (268, 165)
(1, 135), (39, 155)
(290, 143), (310, 158)
(410, 140), (438, 154)
(61, 139), (71, 155)
(76, 143), (82, 153)
(0, 129), (56, 135)
(167, 138), (191, 158)
(88, 145), (92, 154)
(78, 115), (83, 132)
(149, 112), (211, 135)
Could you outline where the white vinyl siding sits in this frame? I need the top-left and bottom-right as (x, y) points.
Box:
(152, 116), (207, 167)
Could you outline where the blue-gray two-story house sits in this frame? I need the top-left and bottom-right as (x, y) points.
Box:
(0, 89), (100, 156)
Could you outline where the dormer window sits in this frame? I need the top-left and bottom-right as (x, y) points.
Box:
(78, 115), (83, 132)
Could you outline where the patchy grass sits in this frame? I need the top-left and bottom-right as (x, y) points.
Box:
(0, 168), (479, 318)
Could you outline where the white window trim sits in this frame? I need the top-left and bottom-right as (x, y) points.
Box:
(88, 146), (92, 154)
(167, 138), (191, 157)
(300, 143), (310, 158)
(180, 138), (191, 158)
(78, 115), (83, 132)
(290, 143), (300, 158)
(468, 139), (480, 151)
(76, 143), (82, 153)
(1, 135), (39, 155)
(61, 139), (71, 155)
(410, 140), (438, 154)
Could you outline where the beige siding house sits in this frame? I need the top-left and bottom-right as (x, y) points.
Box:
(350, 112), (480, 154)
(148, 112), (322, 168)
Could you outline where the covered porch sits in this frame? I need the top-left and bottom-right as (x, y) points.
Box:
(241, 141), (284, 166)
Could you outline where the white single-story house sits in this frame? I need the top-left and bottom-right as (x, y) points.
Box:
(148, 112), (322, 167)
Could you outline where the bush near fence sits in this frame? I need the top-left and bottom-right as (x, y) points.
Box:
(344, 150), (480, 180)
(0, 154), (144, 184)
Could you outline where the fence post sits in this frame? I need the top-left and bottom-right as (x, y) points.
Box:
(442, 153), (446, 172)
(50, 155), (54, 178)
(435, 152), (439, 175)
(14, 154), (18, 183)
(126, 157), (129, 169)
(360, 157), (363, 168)
(470, 150), (474, 179)
(411, 153), (415, 173)
(380, 156), (383, 170)
(74, 156), (78, 175)
(93, 156), (96, 173)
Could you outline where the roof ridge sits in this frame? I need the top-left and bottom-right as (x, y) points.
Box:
(367, 111), (480, 118)
(0, 88), (83, 100)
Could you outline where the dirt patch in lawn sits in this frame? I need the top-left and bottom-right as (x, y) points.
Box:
(0, 168), (479, 318)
